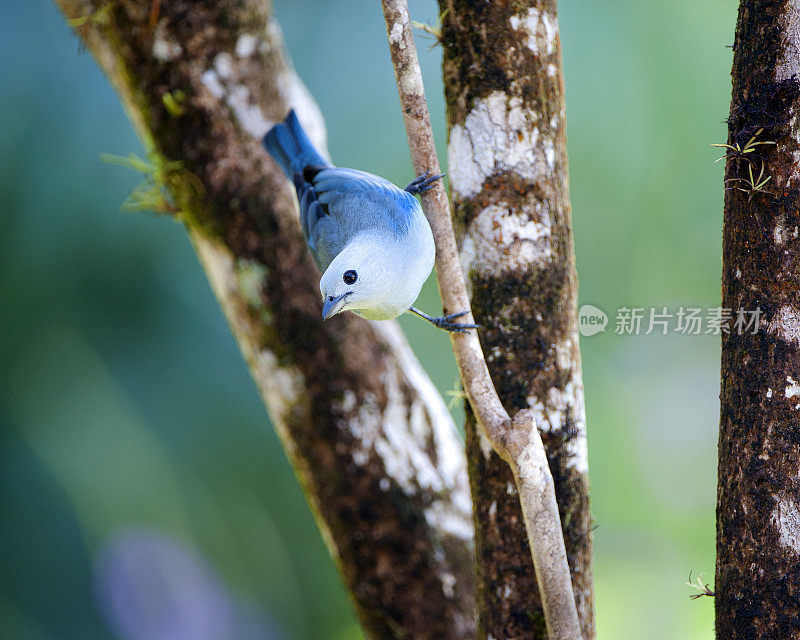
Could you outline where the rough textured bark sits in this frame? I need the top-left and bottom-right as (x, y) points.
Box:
(53, 2), (476, 639)
(383, 1), (584, 637)
(438, 1), (594, 638)
(717, 2), (800, 638)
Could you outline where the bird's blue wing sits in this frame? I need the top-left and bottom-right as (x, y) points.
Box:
(264, 113), (420, 271)
(293, 167), (419, 270)
(292, 170), (341, 271)
(311, 168), (418, 236)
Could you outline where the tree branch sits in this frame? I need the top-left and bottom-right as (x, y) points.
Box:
(53, 1), (475, 638)
(381, 1), (582, 638)
(717, 2), (800, 637)
(439, 0), (594, 636)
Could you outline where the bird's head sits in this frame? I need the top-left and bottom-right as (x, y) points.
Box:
(319, 240), (391, 321)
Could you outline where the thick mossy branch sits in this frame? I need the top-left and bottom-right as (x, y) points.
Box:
(55, 2), (476, 639)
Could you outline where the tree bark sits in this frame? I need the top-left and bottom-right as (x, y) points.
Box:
(383, 1), (584, 637)
(717, 2), (800, 638)
(53, 2), (475, 639)
(439, 1), (594, 638)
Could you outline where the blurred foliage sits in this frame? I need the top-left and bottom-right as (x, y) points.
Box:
(0, 0), (734, 638)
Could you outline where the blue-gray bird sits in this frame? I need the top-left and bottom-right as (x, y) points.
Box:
(263, 110), (478, 332)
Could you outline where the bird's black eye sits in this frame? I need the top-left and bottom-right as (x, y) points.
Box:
(343, 270), (358, 285)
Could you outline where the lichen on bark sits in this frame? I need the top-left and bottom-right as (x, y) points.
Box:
(439, 0), (594, 638)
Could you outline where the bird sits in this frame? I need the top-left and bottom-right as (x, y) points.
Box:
(262, 110), (479, 333)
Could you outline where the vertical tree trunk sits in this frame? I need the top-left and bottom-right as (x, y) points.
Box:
(53, 2), (476, 638)
(717, 2), (800, 638)
(439, 1), (594, 638)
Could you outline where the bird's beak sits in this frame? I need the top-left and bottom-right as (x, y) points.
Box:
(322, 292), (351, 321)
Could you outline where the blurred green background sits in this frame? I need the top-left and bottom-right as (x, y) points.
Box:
(0, 0), (733, 638)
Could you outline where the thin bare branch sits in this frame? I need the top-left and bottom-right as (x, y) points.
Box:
(381, 1), (582, 638)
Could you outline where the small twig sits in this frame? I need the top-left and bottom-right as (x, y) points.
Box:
(411, 19), (441, 41)
(724, 161), (774, 201)
(686, 571), (715, 600)
(148, 0), (161, 28)
(67, 1), (111, 28)
(102, 151), (203, 215)
(711, 127), (775, 164)
(381, 2), (582, 639)
(446, 379), (467, 410)
(410, 7), (447, 43)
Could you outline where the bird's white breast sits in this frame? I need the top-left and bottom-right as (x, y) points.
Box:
(352, 211), (435, 320)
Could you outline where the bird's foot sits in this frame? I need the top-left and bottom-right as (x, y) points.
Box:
(433, 311), (481, 333)
(405, 171), (446, 195)
(409, 307), (481, 333)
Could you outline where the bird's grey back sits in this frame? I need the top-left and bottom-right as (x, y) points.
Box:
(262, 111), (422, 272)
(303, 167), (420, 271)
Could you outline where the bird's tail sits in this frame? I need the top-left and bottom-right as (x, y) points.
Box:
(262, 110), (329, 178)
